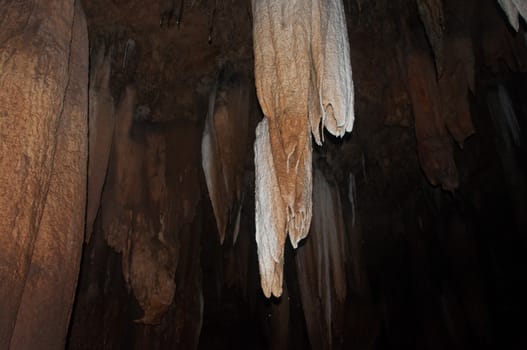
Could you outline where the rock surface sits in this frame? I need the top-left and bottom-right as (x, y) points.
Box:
(0, 1), (88, 348)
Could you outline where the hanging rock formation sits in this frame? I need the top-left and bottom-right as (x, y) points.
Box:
(296, 165), (348, 350)
(202, 65), (251, 244)
(417, 0), (445, 74)
(428, 0), (476, 146)
(252, 0), (355, 297)
(406, 49), (459, 191)
(254, 118), (290, 297)
(497, 0), (527, 31)
(0, 0), (88, 348)
(404, 0), (479, 191)
(85, 42), (116, 242)
(98, 83), (202, 325)
(486, 84), (526, 231)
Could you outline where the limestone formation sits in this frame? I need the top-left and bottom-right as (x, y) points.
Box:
(296, 167), (348, 350)
(0, 1), (88, 348)
(86, 42), (116, 242)
(251, 0), (354, 297)
(497, 0), (527, 31)
(202, 67), (250, 244)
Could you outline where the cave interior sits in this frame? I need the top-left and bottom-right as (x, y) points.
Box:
(1, 0), (527, 349)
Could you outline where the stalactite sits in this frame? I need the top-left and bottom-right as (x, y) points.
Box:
(100, 87), (174, 324)
(295, 166), (348, 350)
(202, 80), (228, 241)
(158, 0), (187, 27)
(176, 0), (185, 26)
(497, 84), (522, 146)
(129, 214), (177, 324)
(252, 0), (354, 297)
(417, 0), (476, 148)
(101, 86), (140, 255)
(348, 172), (357, 227)
(417, 0), (445, 75)
(406, 50), (459, 191)
(129, 130), (179, 325)
(347, 171), (368, 296)
(438, 40), (475, 147)
(254, 118), (287, 297)
(486, 84), (523, 196)
(201, 66), (250, 244)
(437, 0), (477, 147)
(309, 0), (355, 144)
(486, 83), (527, 256)
(208, 2), (217, 43)
(497, 0), (527, 31)
(480, 0), (527, 73)
(86, 42), (116, 242)
(122, 39), (135, 70)
(97, 83), (202, 324)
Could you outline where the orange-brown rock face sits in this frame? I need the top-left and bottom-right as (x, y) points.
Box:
(0, 0), (88, 348)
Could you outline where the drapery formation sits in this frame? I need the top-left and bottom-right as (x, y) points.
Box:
(202, 66), (250, 244)
(417, 0), (476, 146)
(417, 0), (444, 75)
(296, 166), (348, 350)
(409, 0), (477, 191)
(86, 42), (116, 242)
(99, 86), (202, 325)
(252, 0), (355, 297)
(0, 1), (88, 348)
(486, 84), (526, 231)
(497, 0), (527, 31)
(407, 50), (460, 191)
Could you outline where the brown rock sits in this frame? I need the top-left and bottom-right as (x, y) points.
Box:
(0, 1), (88, 348)
(85, 42), (116, 242)
(406, 51), (459, 191)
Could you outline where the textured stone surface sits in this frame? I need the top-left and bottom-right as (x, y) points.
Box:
(252, 0), (354, 297)
(0, 0), (88, 348)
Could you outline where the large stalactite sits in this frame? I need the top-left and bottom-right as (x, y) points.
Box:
(251, 0), (355, 298)
(202, 65), (251, 244)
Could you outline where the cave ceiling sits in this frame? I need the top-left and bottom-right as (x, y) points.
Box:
(82, 0), (253, 123)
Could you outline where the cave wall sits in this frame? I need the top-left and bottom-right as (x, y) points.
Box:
(0, 1), (88, 348)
